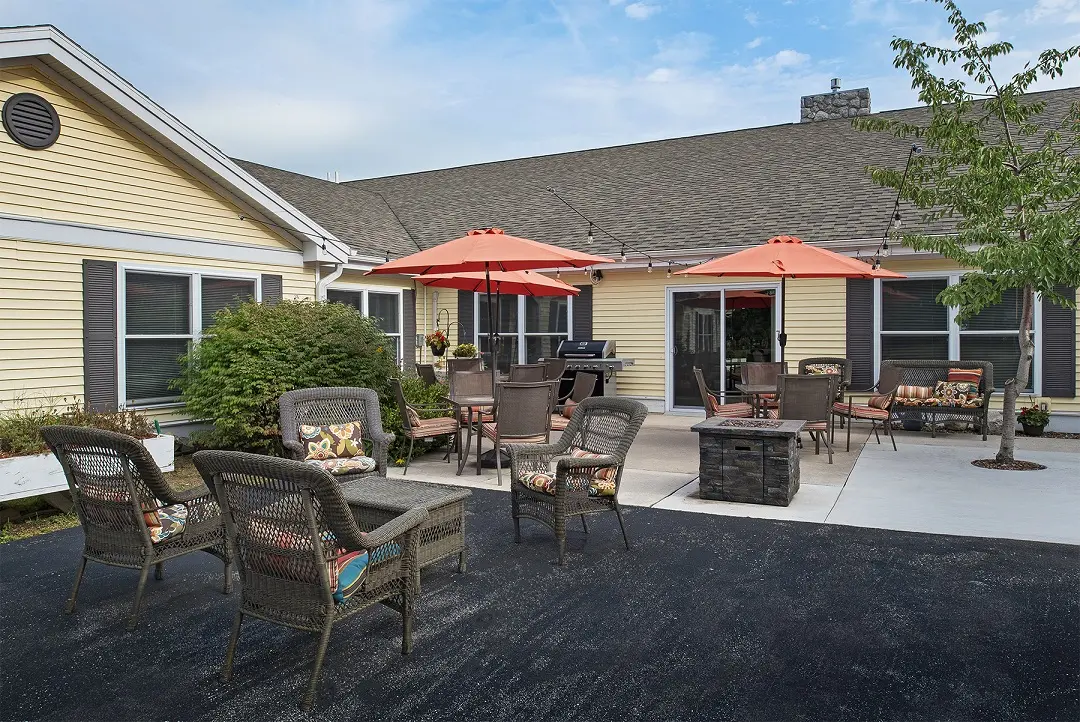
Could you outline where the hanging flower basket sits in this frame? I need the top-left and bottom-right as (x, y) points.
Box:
(425, 329), (449, 357)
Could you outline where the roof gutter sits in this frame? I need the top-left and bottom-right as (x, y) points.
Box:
(315, 263), (345, 300)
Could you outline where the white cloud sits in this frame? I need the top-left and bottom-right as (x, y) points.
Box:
(751, 49), (811, 72)
(1026, 0), (1080, 23)
(645, 67), (676, 82)
(850, 0), (902, 26)
(746, 36), (765, 49)
(744, 10), (760, 26)
(624, 2), (660, 20)
(654, 32), (712, 65)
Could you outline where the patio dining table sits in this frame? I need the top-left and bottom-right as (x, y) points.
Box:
(735, 383), (778, 418)
(443, 393), (496, 475)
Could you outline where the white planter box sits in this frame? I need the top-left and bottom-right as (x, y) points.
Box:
(0, 434), (175, 504)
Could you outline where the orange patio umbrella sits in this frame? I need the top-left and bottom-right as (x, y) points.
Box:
(368, 228), (612, 384)
(413, 269), (581, 297)
(677, 235), (905, 361)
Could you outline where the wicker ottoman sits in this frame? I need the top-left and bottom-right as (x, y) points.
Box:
(338, 477), (471, 577)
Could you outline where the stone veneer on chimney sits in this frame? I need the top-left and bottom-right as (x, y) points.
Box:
(800, 88), (871, 122)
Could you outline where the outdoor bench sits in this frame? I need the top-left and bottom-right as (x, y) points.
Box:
(881, 360), (994, 440)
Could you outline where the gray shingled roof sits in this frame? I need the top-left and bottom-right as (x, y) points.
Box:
(241, 88), (1079, 259)
(234, 159), (420, 259)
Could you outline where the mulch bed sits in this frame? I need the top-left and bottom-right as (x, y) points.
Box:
(1041, 431), (1080, 440)
(972, 459), (1049, 471)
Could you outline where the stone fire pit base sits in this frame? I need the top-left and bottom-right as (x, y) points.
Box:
(691, 418), (806, 506)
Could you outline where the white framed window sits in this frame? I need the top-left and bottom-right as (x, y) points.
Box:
(326, 285), (404, 363)
(119, 266), (259, 408)
(475, 293), (573, 371)
(875, 273), (1040, 393)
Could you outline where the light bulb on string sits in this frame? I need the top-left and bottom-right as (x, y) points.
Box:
(881, 239), (891, 258)
(620, 245), (627, 264)
(647, 260), (653, 273)
(587, 223), (594, 245)
(666, 264), (672, 278)
(556, 268), (561, 279)
(892, 211), (901, 229)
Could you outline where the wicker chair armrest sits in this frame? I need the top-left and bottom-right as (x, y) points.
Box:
(282, 439), (305, 460)
(168, 483), (213, 505)
(506, 442), (560, 461)
(555, 454), (620, 473)
(359, 506), (428, 550)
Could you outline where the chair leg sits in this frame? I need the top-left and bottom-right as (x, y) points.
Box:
(302, 620), (335, 711)
(155, 562), (164, 581)
(457, 549), (467, 573)
(814, 431), (820, 455)
(821, 431), (833, 464)
(888, 412), (898, 451)
(223, 558), (234, 594)
(581, 515), (589, 534)
(222, 610), (244, 682)
(128, 560), (153, 630)
(846, 413), (853, 453)
(513, 516), (522, 544)
(404, 437), (414, 475)
(614, 503), (631, 551)
(930, 413), (937, 438)
(494, 441), (503, 486)
(65, 555), (88, 614)
(401, 592), (415, 656)
(872, 422), (881, 444)
(557, 535), (566, 566)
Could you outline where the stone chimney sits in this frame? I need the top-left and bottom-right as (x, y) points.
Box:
(800, 79), (870, 122)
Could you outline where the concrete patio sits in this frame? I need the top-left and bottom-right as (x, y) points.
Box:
(398, 414), (1080, 544)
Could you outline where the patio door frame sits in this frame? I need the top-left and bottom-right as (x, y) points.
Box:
(664, 281), (782, 412)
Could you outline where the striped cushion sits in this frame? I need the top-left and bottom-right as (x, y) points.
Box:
(481, 422), (546, 443)
(948, 368), (983, 385)
(550, 414), (570, 431)
(411, 417), (458, 437)
(832, 401), (890, 420)
(896, 385), (934, 399)
(867, 395), (891, 409)
(713, 402), (755, 418)
(766, 409), (827, 430)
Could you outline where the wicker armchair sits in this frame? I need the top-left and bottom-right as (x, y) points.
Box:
(509, 364), (546, 382)
(483, 381), (556, 485)
(391, 377), (458, 474)
(768, 374), (836, 463)
(192, 451), (428, 712)
(278, 387), (392, 481)
(508, 396), (648, 565)
(550, 371), (596, 432)
(831, 364), (903, 452)
(415, 363), (438, 386)
(39, 426), (231, 630)
(693, 367), (753, 419)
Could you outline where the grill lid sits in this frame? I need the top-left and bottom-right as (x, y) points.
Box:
(3, 93), (61, 150)
(557, 340), (615, 359)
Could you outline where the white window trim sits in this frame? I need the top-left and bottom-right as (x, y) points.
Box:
(873, 271), (1041, 394)
(326, 283), (405, 366)
(117, 263), (261, 409)
(472, 292), (574, 364)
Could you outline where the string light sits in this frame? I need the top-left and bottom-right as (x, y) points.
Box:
(556, 268), (561, 279)
(872, 145), (920, 263)
(385, 250), (390, 263)
(621, 245), (627, 264)
(587, 223), (594, 245)
(666, 264), (672, 278)
(547, 187), (660, 270)
(647, 261), (653, 273)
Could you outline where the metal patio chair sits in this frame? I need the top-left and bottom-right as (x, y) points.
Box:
(550, 371), (596, 431)
(391, 377), (459, 474)
(769, 374), (835, 463)
(482, 381), (556, 485)
(693, 366), (754, 419)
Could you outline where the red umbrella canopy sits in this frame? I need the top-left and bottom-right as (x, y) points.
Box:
(677, 235), (905, 279)
(366, 228), (613, 275)
(414, 270), (580, 297)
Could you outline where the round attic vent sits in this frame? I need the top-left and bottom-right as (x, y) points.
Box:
(3, 93), (61, 150)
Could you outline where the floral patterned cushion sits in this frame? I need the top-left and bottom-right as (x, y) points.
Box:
(519, 471), (556, 495)
(143, 503), (187, 544)
(300, 422), (364, 460)
(805, 363), (843, 376)
(570, 448), (618, 496)
(934, 380), (980, 404)
(306, 456), (377, 475)
(948, 368), (983, 385)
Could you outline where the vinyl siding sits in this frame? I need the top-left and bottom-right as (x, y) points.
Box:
(592, 270), (846, 402)
(0, 237), (314, 414)
(0, 66), (295, 250)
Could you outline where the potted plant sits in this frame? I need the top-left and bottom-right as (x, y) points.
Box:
(1018, 405), (1050, 437)
(453, 342), (477, 358)
(425, 329), (449, 357)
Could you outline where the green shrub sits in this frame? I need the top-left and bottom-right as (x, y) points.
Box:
(383, 376), (451, 464)
(176, 300), (398, 454)
(0, 400), (156, 458)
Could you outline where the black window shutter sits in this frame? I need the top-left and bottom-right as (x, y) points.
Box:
(1042, 285), (1076, 398)
(402, 288), (416, 369)
(846, 278), (874, 389)
(457, 290), (474, 344)
(261, 274), (283, 304)
(83, 260), (118, 412)
(572, 285), (593, 340)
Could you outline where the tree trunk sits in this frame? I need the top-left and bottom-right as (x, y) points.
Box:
(996, 283), (1036, 462)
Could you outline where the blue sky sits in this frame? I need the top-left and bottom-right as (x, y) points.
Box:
(4, 0), (1078, 179)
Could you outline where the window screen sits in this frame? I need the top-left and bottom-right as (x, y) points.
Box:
(202, 277), (255, 328)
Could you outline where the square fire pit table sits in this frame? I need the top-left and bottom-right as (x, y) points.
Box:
(338, 477), (471, 576)
(690, 417), (805, 506)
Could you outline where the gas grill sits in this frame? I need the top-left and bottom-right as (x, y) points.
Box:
(548, 340), (635, 398)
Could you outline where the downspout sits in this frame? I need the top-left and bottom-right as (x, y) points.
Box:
(316, 263), (345, 300)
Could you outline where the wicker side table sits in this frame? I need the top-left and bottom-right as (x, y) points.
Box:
(338, 477), (471, 578)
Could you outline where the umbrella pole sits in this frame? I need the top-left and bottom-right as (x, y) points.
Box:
(778, 276), (788, 363)
(485, 265), (497, 392)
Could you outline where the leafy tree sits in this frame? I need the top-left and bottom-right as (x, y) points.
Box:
(855, 0), (1080, 462)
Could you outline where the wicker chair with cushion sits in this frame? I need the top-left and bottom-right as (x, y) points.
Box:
(831, 364), (904, 452)
(279, 387), (392, 483)
(798, 357), (852, 402)
(482, 381), (556, 485)
(415, 364), (439, 386)
(693, 367), (753, 419)
(192, 451), (427, 712)
(542, 358), (567, 381)
(509, 364), (546, 382)
(550, 371), (596, 432)
(39, 426), (232, 630)
(391, 378), (459, 475)
(508, 396), (648, 565)
(447, 357), (483, 374)
(881, 360), (995, 440)
(767, 374), (836, 463)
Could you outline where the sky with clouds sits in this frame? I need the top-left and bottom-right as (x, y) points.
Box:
(4, 0), (1078, 179)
